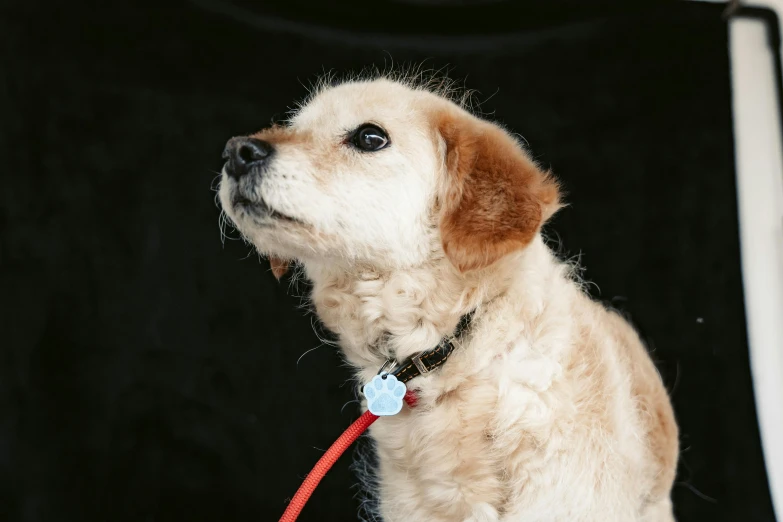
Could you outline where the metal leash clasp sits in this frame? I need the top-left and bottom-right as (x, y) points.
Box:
(377, 358), (398, 376)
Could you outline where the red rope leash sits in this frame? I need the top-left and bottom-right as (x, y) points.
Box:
(278, 390), (418, 522)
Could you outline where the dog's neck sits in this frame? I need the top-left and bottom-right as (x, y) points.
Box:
(303, 238), (552, 384)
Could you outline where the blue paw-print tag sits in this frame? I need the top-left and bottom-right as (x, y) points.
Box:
(363, 374), (407, 416)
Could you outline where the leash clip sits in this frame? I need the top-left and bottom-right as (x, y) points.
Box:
(377, 358), (398, 375)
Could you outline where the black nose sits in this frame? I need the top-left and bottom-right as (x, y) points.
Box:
(222, 137), (273, 179)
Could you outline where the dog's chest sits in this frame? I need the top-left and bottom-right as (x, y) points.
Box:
(363, 353), (646, 521)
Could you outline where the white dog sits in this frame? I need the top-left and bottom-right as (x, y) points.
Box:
(218, 76), (678, 522)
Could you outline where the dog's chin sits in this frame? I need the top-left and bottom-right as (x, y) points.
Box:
(230, 195), (301, 225)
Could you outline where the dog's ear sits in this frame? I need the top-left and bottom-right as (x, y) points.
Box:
(269, 256), (290, 280)
(436, 108), (561, 273)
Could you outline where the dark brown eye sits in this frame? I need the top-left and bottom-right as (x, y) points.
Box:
(351, 124), (389, 152)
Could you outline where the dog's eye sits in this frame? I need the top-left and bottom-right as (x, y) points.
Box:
(351, 125), (389, 152)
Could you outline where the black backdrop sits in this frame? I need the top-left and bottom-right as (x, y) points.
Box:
(0, 1), (778, 521)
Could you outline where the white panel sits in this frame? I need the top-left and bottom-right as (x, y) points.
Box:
(729, 14), (783, 521)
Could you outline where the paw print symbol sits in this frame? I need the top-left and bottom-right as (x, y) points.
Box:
(363, 374), (407, 416)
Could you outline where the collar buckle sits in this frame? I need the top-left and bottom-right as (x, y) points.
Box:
(411, 354), (429, 375)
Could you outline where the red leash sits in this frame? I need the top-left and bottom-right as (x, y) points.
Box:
(278, 390), (418, 522)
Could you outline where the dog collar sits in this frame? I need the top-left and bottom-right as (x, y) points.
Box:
(378, 311), (475, 384)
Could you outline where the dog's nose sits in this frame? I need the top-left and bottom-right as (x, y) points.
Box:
(222, 137), (273, 179)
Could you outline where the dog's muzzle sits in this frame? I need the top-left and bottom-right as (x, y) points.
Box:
(222, 137), (274, 179)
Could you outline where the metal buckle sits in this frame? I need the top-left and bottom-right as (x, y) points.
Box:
(411, 354), (428, 375)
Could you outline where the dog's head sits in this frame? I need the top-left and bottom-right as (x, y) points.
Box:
(219, 78), (560, 277)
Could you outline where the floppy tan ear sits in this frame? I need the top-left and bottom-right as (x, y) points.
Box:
(436, 108), (561, 273)
(269, 256), (290, 280)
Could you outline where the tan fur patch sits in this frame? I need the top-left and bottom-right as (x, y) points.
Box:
(269, 256), (290, 280)
(251, 125), (308, 145)
(606, 310), (679, 500)
(435, 107), (561, 272)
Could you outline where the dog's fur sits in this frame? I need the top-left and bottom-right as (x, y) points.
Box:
(218, 77), (678, 521)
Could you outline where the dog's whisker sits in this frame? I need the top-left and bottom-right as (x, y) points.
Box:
(341, 400), (359, 414)
(238, 248), (255, 261)
(676, 482), (718, 504)
(296, 344), (324, 367)
(218, 212), (226, 247)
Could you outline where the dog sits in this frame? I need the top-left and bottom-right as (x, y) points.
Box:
(218, 75), (679, 521)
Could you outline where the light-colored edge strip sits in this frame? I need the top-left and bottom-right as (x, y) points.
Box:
(728, 12), (783, 520)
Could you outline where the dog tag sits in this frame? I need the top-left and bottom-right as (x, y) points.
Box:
(363, 374), (406, 416)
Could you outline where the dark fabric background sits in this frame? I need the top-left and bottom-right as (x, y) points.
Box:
(0, 1), (777, 521)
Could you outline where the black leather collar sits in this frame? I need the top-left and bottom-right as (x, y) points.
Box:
(382, 311), (475, 385)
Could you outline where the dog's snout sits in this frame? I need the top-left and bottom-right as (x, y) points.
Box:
(223, 137), (273, 179)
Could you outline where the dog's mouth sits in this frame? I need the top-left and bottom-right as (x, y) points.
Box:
(232, 195), (301, 224)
